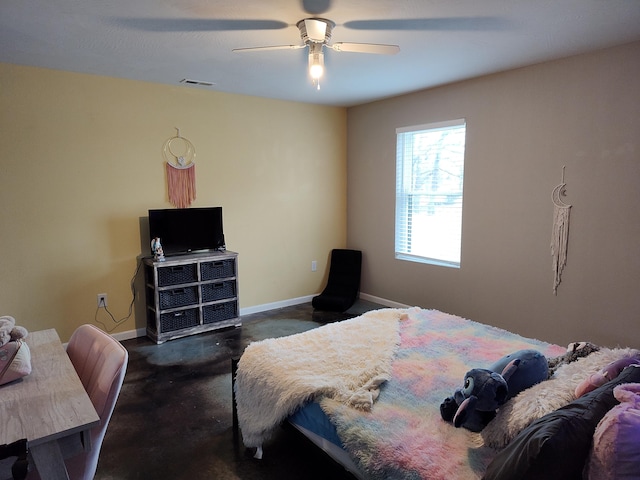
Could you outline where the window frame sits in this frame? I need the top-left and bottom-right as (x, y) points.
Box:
(395, 118), (466, 268)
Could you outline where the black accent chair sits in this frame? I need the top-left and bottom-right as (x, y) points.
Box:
(0, 439), (28, 480)
(312, 249), (362, 312)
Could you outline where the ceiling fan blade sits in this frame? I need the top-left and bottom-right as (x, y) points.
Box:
(329, 42), (400, 55)
(233, 44), (306, 53)
(343, 17), (509, 31)
(113, 18), (289, 32)
(304, 18), (329, 42)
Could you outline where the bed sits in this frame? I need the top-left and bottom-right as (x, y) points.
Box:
(233, 307), (640, 479)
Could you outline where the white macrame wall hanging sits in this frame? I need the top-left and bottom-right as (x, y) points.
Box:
(550, 166), (571, 295)
(162, 128), (196, 208)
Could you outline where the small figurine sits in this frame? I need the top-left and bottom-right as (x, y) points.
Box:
(151, 237), (165, 261)
(547, 341), (600, 377)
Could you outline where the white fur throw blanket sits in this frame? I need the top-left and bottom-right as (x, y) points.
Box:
(234, 308), (404, 448)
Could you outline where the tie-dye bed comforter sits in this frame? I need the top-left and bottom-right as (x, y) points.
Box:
(319, 307), (566, 479)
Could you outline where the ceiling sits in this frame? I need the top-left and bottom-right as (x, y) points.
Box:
(2, 0), (640, 107)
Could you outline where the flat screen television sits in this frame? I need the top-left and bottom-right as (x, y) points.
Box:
(148, 207), (225, 256)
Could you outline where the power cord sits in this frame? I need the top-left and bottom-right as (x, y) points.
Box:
(95, 259), (143, 333)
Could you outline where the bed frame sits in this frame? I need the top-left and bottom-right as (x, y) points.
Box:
(231, 308), (638, 479)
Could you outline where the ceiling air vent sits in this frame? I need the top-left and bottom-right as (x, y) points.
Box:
(179, 78), (216, 87)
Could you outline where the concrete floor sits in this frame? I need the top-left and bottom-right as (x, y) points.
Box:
(95, 300), (383, 480)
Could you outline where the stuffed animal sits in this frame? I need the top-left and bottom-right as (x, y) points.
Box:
(440, 349), (548, 432)
(0, 315), (28, 346)
(547, 341), (600, 377)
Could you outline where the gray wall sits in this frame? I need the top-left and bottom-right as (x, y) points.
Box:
(347, 41), (640, 349)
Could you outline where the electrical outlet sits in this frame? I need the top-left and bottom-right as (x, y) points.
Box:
(97, 293), (107, 308)
(311, 260), (317, 272)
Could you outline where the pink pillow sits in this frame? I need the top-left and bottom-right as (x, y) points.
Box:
(587, 380), (640, 479)
(575, 357), (640, 398)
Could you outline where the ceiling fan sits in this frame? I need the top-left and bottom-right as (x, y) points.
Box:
(232, 18), (400, 89)
(114, 0), (505, 91)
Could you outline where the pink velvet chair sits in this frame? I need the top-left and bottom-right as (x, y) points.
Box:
(27, 324), (128, 480)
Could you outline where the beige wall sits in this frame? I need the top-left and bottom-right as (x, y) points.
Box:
(347, 42), (640, 349)
(0, 64), (347, 341)
(3, 42), (638, 347)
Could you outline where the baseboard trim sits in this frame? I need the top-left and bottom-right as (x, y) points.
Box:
(238, 295), (317, 315)
(110, 328), (147, 342)
(108, 292), (406, 342)
(359, 293), (410, 309)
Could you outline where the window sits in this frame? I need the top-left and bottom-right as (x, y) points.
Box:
(395, 119), (466, 268)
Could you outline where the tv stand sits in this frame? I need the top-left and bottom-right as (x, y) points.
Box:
(143, 251), (240, 343)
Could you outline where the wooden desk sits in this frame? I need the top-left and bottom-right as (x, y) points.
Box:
(0, 329), (100, 480)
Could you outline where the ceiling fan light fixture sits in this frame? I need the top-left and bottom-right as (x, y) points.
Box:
(308, 42), (324, 89)
(233, 16), (399, 92)
(309, 57), (324, 79)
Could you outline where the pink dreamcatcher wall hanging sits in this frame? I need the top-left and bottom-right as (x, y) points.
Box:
(163, 128), (196, 208)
